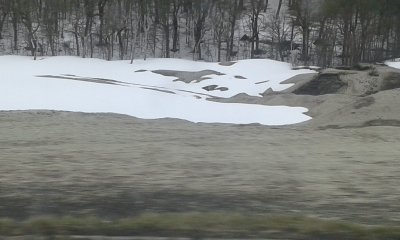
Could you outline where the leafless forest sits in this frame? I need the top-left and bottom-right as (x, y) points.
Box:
(1, 0), (400, 65)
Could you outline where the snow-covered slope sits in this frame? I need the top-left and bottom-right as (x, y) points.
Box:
(0, 56), (314, 125)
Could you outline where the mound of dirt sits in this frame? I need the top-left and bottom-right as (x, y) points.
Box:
(213, 64), (400, 129)
(304, 88), (400, 128)
(381, 72), (400, 91)
(285, 65), (400, 97)
(293, 73), (347, 95)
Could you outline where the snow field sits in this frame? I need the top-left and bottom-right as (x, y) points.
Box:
(0, 56), (314, 125)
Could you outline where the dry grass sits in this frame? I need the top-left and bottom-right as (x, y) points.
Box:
(0, 213), (399, 239)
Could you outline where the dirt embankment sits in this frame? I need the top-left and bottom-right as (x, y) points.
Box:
(292, 72), (348, 95)
(215, 64), (400, 129)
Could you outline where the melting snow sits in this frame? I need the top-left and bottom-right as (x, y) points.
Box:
(386, 59), (400, 70)
(0, 56), (314, 125)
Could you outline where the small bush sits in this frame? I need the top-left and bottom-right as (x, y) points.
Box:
(369, 67), (379, 76)
(353, 63), (372, 71)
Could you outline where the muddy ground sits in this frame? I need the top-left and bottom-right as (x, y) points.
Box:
(0, 110), (399, 226)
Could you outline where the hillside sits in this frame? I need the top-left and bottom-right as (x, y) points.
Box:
(1, 0), (399, 67)
(215, 61), (400, 128)
(1, 58), (400, 239)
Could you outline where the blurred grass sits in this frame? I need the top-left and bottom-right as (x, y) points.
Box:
(0, 213), (399, 239)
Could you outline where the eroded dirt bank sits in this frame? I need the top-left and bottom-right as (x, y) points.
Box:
(215, 64), (400, 129)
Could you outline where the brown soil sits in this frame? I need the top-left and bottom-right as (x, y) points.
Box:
(0, 111), (399, 225)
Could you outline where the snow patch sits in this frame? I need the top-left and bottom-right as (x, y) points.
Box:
(386, 59), (400, 70)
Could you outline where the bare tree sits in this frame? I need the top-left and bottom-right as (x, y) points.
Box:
(159, 0), (172, 58)
(267, 14), (290, 61)
(213, 1), (228, 62)
(276, 0), (283, 18)
(171, 0), (181, 54)
(291, 0), (313, 65)
(0, 0), (10, 40)
(248, 0), (266, 58)
(192, 0), (213, 60)
(226, 0), (241, 61)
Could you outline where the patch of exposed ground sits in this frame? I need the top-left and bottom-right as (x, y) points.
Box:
(381, 71), (400, 91)
(353, 96), (375, 109)
(202, 85), (229, 92)
(292, 73), (348, 95)
(36, 74), (218, 97)
(36, 75), (128, 86)
(140, 87), (176, 94)
(152, 70), (225, 83)
(218, 61), (236, 66)
(255, 80), (270, 84)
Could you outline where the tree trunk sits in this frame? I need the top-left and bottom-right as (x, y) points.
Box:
(164, 24), (170, 58)
(228, 21), (236, 60)
(172, 1), (179, 52)
(117, 29), (125, 60)
(194, 10), (207, 60)
(264, 0), (269, 12)
(342, 18), (349, 65)
(98, 0), (106, 45)
(276, 0), (283, 18)
(0, 13), (7, 40)
(250, 0), (263, 57)
(302, 25), (309, 65)
(238, 0), (244, 10)
(74, 23), (80, 56)
(81, 36), (86, 58)
(12, 13), (18, 51)
(154, 0), (160, 24)
(217, 38), (221, 62)
(143, 18), (149, 60)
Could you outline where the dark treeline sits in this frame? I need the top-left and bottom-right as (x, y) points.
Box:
(0, 0), (400, 66)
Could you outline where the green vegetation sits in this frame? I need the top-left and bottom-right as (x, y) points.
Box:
(0, 213), (399, 239)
